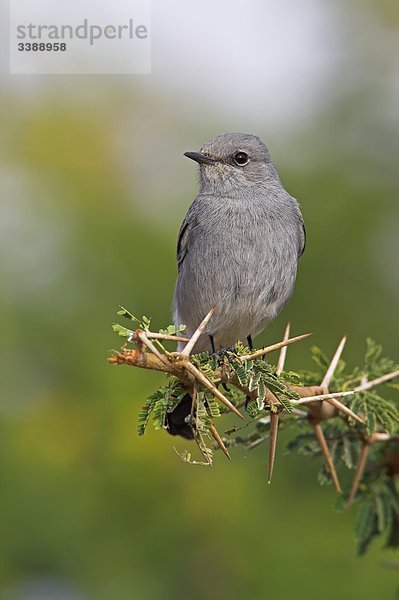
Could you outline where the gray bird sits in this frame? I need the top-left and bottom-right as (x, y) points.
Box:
(173, 132), (306, 355)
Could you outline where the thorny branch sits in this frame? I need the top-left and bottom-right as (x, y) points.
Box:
(109, 308), (399, 555)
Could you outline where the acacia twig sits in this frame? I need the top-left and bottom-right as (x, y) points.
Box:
(180, 306), (216, 357)
(321, 335), (347, 390)
(268, 322), (291, 483)
(354, 370), (399, 392)
(146, 331), (190, 342)
(137, 331), (171, 367)
(210, 424), (231, 460)
(293, 391), (355, 405)
(312, 421), (342, 493)
(268, 414), (279, 484)
(240, 332), (313, 361)
(346, 442), (369, 509)
(183, 361), (245, 420)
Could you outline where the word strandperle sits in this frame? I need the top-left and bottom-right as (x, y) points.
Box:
(16, 19), (148, 46)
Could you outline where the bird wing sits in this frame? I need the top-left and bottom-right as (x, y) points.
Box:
(176, 214), (192, 272)
(299, 217), (306, 258)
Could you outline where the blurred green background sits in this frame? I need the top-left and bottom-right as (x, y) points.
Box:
(1, 1), (399, 599)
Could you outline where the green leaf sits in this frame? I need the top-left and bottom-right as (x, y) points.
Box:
(364, 338), (399, 379)
(341, 436), (355, 469)
(231, 361), (248, 387)
(365, 409), (377, 436)
(113, 310), (153, 336)
(317, 464), (331, 486)
(276, 395), (293, 413)
(256, 379), (266, 410)
(159, 324), (187, 335)
(137, 392), (160, 436)
(141, 315), (151, 330)
(280, 370), (303, 385)
(205, 394), (221, 418)
(248, 371), (261, 392)
(358, 391), (399, 434)
(112, 322), (134, 338)
(152, 398), (168, 430)
(117, 306), (138, 321)
(246, 400), (261, 418)
(375, 493), (392, 534)
(311, 346), (330, 371)
(356, 501), (378, 555)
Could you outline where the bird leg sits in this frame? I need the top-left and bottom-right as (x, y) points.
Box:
(245, 335), (254, 409)
(209, 334), (216, 355)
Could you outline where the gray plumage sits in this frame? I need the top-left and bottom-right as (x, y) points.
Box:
(173, 133), (305, 353)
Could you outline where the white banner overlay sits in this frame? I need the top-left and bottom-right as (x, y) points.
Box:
(10, 0), (151, 74)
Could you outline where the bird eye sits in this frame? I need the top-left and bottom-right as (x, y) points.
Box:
(233, 151), (250, 166)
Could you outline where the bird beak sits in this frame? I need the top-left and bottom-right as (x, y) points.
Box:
(184, 151), (216, 165)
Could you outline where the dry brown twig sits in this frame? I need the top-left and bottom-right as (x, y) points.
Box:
(267, 322), (291, 484)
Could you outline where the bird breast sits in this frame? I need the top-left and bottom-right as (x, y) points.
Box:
(174, 195), (299, 346)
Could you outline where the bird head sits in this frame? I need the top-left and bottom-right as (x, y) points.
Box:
(184, 132), (280, 195)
